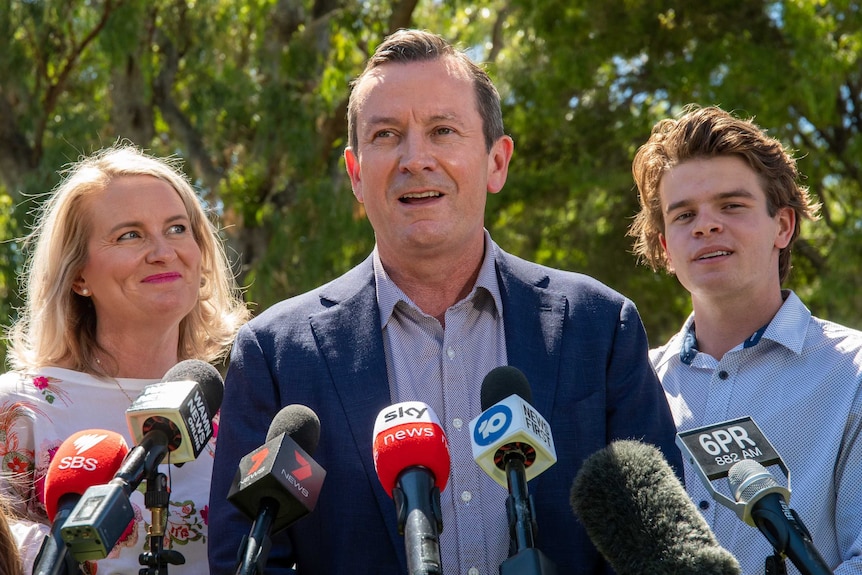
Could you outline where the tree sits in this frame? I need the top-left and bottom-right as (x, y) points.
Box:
(1, 0), (860, 366)
(491, 0), (862, 341)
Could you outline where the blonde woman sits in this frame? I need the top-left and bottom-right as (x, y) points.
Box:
(0, 144), (249, 574)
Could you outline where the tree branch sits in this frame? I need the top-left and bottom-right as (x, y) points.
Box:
(34, 0), (121, 161)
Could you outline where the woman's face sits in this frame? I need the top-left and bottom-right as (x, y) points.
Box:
(74, 175), (202, 336)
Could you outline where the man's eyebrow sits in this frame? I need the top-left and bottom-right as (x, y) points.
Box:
(665, 189), (755, 214)
(364, 112), (461, 128)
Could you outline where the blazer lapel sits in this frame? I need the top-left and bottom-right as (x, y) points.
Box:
(308, 258), (407, 563)
(496, 251), (566, 419)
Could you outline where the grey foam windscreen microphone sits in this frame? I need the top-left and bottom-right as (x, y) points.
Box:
(570, 439), (741, 575)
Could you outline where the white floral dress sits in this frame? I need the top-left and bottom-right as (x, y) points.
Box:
(0, 367), (216, 575)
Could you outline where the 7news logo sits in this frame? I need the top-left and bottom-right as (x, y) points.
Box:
(281, 450), (313, 498)
(247, 447), (270, 475)
(292, 451), (313, 481)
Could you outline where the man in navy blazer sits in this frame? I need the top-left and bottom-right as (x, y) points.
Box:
(208, 29), (681, 574)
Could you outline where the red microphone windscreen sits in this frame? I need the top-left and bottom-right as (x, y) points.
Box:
(44, 429), (130, 521)
(372, 402), (450, 498)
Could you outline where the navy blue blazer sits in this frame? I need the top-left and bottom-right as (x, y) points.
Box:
(208, 248), (682, 574)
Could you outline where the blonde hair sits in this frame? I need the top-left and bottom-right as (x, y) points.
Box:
(0, 490), (22, 575)
(7, 143), (250, 375)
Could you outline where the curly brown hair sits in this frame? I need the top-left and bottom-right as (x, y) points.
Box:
(629, 105), (819, 283)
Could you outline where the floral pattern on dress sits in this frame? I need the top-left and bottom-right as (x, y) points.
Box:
(32, 438), (62, 515)
(167, 498), (207, 545)
(138, 497), (208, 551)
(0, 401), (36, 473)
(0, 400), (48, 518)
(25, 373), (72, 406)
(205, 411), (219, 457)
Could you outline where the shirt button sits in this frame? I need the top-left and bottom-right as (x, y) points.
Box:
(447, 347), (456, 360)
(718, 370), (729, 380)
(453, 418), (463, 429)
(461, 491), (472, 503)
(699, 500), (710, 510)
(468, 568), (480, 575)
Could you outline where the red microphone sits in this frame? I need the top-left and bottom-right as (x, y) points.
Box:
(372, 401), (449, 575)
(44, 429), (130, 520)
(35, 429), (130, 575)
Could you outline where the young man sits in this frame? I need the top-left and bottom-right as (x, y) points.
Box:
(630, 105), (862, 574)
(208, 30), (680, 574)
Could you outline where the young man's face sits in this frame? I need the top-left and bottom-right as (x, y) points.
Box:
(658, 155), (795, 304)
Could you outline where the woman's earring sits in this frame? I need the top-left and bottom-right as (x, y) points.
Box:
(81, 288), (90, 296)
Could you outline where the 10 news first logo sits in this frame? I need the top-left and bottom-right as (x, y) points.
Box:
(469, 394), (557, 488)
(676, 415), (785, 481)
(227, 432), (326, 533)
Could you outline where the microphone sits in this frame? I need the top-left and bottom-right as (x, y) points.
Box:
(469, 366), (557, 573)
(125, 358), (225, 464)
(228, 404), (326, 575)
(33, 429), (130, 575)
(61, 360), (224, 560)
(471, 367), (557, 489)
(727, 460), (831, 575)
(570, 439), (741, 575)
(676, 416), (819, 572)
(372, 401), (450, 575)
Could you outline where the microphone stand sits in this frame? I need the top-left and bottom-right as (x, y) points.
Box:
(31, 510), (86, 575)
(498, 454), (557, 575)
(394, 468), (444, 575)
(765, 553), (788, 575)
(138, 458), (185, 574)
(234, 497), (278, 575)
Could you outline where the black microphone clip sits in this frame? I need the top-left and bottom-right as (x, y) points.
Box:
(393, 467), (443, 536)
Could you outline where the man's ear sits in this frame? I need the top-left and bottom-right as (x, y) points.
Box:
(344, 147), (364, 203)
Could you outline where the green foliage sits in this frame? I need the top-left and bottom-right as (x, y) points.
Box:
(1, 0), (861, 367)
(492, 0), (862, 338)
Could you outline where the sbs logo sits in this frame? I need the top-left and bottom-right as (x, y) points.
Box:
(473, 405), (512, 446)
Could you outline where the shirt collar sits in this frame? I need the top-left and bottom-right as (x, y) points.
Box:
(677, 290), (810, 365)
(373, 229), (503, 327)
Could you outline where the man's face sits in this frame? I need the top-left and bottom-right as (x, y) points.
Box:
(344, 57), (512, 263)
(659, 155), (794, 303)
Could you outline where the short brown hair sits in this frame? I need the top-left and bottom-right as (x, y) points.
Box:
(347, 29), (504, 153)
(629, 105), (819, 283)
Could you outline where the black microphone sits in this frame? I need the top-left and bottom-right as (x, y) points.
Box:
(470, 366), (558, 574)
(570, 439), (741, 575)
(60, 360), (224, 560)
(727, 460), (831, 575)
(228, 404), (326, 575)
